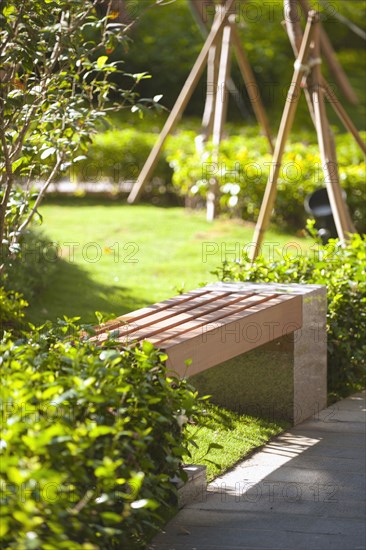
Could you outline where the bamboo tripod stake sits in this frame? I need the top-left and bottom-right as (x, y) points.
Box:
(128, 0), (274, 205)
(201, 37), (221, 142)
(283, 18), (366, 157)
(310, 22), (355, 239)
(293, 0), (365, 156)
(206, 14), (274, 220)
(250, 2), (362, 261)
(127, 0), (235, 204)
(230, 19), (274, 154)
(207, 23), (233, 221)
(297, 0), (359, 105)
(250, 11), (319, 261)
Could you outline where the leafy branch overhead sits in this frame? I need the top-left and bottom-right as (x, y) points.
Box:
(0, 0), (155, 267)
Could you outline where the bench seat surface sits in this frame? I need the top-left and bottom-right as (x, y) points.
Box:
(95, 284), (303, 376)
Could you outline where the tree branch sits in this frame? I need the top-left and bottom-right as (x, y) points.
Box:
(0, 130), (14, 246)
(16, 154), (65, 237)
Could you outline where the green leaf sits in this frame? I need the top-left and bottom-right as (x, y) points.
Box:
(7, 467), (25, 485)
(97, 56), (108, 69)
(8, 89), (23, 99)
(99, 350), (120, 361)
(40, 147), (56, 160)
(131, 498), (158, 510)
(207, 442), (224, 451)
(132, 72), (151, 83)
(89, 426), (115, 438)
(3, 5), (16, 17)
(11, 157), (25, 173)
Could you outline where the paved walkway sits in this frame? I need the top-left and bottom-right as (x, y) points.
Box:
(150, 390), (365, 550)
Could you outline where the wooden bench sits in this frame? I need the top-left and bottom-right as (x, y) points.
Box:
(95, 282), (327, 425)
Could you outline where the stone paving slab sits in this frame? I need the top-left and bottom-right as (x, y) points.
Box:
(150, 529), (365, 550)
(275, 430), (365, 447)
(293, 418), (365, 430)
(149, 519), (366, 550)
(185, 492), (366, 519)
(151, 391), (365, 550)
(222, 454), (365, 475)
(327, 393), (366, 412)
(149, 512), (366, 549)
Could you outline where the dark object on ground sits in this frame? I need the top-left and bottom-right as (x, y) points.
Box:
(305, 187), (344, 243)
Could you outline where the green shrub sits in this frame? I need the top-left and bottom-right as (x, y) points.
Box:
(213, 230), (366, 399)
(0, 287), (28, 336)
(0, 319), (201, 549)
(71, 126), (365, 232)
(2, 230), (58, 302)
(73, 129), (173, 187)
(166, 131), (366, 232)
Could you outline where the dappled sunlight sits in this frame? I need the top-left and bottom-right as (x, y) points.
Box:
(208, 433), (323, 493)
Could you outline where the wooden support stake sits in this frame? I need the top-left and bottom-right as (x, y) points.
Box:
(322, 79), (366, 155)
(206, 24), (232, 221)
(190, 0), (250, 119)
(283, 9), (366, 156)
(282, 3), (317, 126)
(250, 11), (319, 262)
(230, 20), (274, 154)
(310, 23), (355, 240)
(127, 0), (235, 204)
(212, 25), (232, 148)
(298, 0), (359, 105)
(201, 34), (222, 144)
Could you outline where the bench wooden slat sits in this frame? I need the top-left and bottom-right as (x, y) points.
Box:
(95, 291), (237, 342)
(93, 288), (208, 335)
(115, 292), (258, 343)
(142, 293), (279, 346)
(164, 294), (303, 376)
(154, 293), (296, 347)
(117, 291), (234, 330)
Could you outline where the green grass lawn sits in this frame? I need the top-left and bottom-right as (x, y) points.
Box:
(184, 403), (288, 482)
(28, 197), (311, 324)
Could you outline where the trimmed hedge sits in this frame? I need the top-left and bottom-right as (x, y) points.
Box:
(0, 319), (201, 549)
(74, 127), (365, 233)
(213, 230), (366, 399)
(166, 131), (366, 233)
(73, 129), (173, 187)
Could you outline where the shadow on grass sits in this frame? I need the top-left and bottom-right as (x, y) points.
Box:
(199, 401), (289, 432)
(26, 256), (147, 326)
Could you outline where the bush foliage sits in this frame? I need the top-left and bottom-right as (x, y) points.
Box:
(0, 287), (28, 336)
(2, 230), (58, 304)
(167, 131), (366, 232)
(79, 127), (365, 233)
(0, 319), (202, 549)
(213, 230), (366, 399)
(73, 128), (172, 187)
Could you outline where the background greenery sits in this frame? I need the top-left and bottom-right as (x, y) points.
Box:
(121, 0), (366, 128)
(75, 127), (365, 231)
